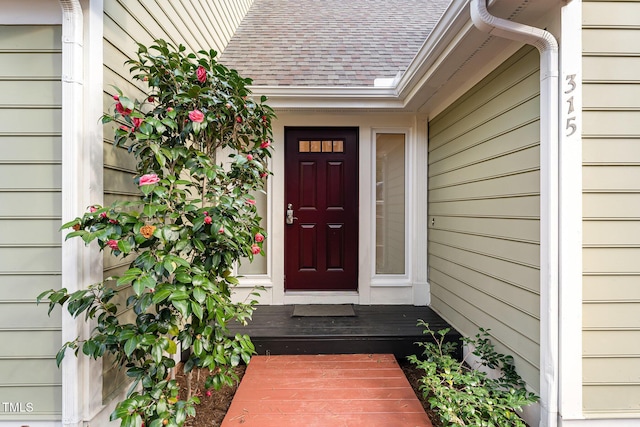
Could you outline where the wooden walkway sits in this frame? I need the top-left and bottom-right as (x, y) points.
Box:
(221, 354), (432, 427)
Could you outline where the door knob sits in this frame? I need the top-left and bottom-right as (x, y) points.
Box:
(286, 203), (298, 225)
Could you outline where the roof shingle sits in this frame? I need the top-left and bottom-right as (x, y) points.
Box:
(220, 0), (451, 87)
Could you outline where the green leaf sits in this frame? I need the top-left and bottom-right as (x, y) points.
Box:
(152, 344), (162, 364)
(172, 299), (189, 317)
(168, 290), (188, 301)
(193, 238), (205, 252)
(56, 346), (67, 367)
(132, 279), (145, 296)
(119, 96), (135, 111)
(140, 274), (157, 290)
(152, 288), (173, 304)
(191, 301), (204, 320)
(124, 336), (139, 357)
(164, 258), (177, 274)
(193, 287), (206, 304)
(165, 338), (178, 355)
(176, 272), (192, 283)
(193, 339), (203, 356)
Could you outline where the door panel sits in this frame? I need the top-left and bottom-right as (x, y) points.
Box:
(285, 127), (358, 291)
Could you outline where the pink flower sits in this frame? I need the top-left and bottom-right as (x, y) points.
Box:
(254, 233), (264, 243)
(218, 227), (224, 234)
(189, 109), (205, 123)
(236, 116), (243, 123)
(204, 216), (212, 225)
(246, 199), (256, 205)
(260, 140), (271, 149)
(119, 125), (130, 132)
(113, 94), (119, 101)
(115, 102), (132, 116)
(148, 96), (154, 102)
(132, 117), (143, 129)
(205, 390), (212, 397)
(196, 66), (207, 83)
(167, 107), (174, 112)
(251, 244), (261, 255)
(260, 172), (268, 178)
(139, 173), (160, 186)
(246, 154), (254, 161)
(100, 212), (108, 218)
(109, 219), (118, 224)
(89, 206), (98, 213)
(107, 240), (119, 250)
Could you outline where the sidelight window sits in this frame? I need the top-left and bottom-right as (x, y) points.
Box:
(375, 133), (406, 275)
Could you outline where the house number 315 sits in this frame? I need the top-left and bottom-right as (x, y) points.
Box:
(564, 74), (577, 137)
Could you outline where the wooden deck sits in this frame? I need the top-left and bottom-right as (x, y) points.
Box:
(228, 305), (460, 359)
(221, 354), (433, 427)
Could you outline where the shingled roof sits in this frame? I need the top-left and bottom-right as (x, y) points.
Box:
(219, 0), (451, 87)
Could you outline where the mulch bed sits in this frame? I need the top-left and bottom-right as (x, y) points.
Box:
(175, 357), (441, 427)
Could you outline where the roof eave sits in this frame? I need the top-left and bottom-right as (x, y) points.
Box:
(248, 85), (403, 111)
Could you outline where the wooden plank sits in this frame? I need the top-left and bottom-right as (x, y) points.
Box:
(223, 354), (432, 427)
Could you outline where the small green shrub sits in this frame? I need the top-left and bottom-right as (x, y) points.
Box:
(408, 320), (539, 427)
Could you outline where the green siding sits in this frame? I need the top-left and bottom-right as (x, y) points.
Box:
(582, 0), (640, 416)
(0, 25), (62, 422)
(428, 47), (541, 391)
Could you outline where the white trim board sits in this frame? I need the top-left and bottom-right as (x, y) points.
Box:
(558, 0), (584, 420)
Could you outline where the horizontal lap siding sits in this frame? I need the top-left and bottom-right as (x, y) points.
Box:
(0, 25), (62, 422)
(428, 47), (541, 391)
(102, 0), (254, 401)
(582, 0), (640, 416)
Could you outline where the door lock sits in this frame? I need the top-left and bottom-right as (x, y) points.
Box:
(286, 203), (298, 225)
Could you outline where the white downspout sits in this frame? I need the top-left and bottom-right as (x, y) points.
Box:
(59, 1), (85, 426)
(470, 1), (559, 427)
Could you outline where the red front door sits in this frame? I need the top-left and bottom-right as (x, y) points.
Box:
(284, 127), (359, 291)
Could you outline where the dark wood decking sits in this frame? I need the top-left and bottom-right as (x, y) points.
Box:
(221, 354), (433, 427)
(228, 305), (461, 359)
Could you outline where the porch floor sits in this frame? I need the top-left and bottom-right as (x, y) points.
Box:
(221, 353), (433, 427)
(228, 305), (460, 359)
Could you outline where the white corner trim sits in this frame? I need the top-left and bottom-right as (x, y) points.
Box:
(470, 2), (560, 427)
(558, 0), (583, 420)
(59, 1), (84, 426)
(81, 0), (106, 422)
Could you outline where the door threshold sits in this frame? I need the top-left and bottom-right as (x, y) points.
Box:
(283, 291), (359, 305)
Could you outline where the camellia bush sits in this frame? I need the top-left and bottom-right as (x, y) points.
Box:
(38, 40), (274, 427)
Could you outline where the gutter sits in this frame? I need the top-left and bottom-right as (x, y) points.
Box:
(470, 1), (559, 426)
(59, 1), (85, 426)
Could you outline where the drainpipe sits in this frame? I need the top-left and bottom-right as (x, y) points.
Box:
(469, 1), (559, 427)
(59, 1), (85, 426)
